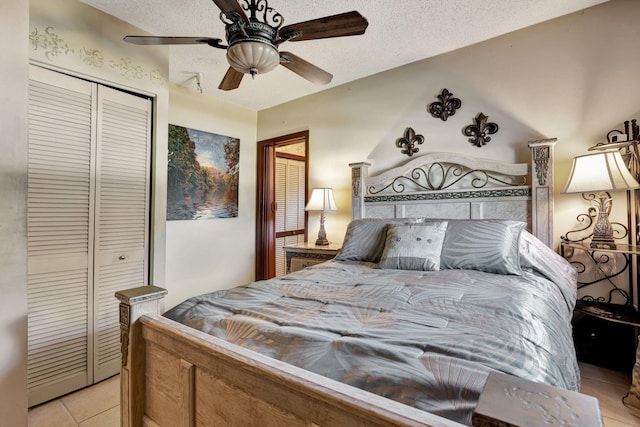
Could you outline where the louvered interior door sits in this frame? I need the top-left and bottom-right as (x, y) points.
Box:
(275, 157), (306, 276)
(27, 66), (152, 405)
(93, 86), (151, 381)
(27, 66), (96, 406)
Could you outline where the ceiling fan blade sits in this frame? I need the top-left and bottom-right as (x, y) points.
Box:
(280, 52), (333, 85)
(212, 0), (248, 23)
(279, 11), (368, 42)
(218, 67), (244, 91)
(123, 36), (223, 47)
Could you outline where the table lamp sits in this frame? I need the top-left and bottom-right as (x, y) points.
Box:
(305, 188), (337, 246)
(562, 150), (640, 248)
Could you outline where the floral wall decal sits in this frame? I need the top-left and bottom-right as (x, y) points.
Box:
(427, 88), (462, 121)
(396, 127), (425, 157)
(80, 48), (104, 67)
(463, 113), (499, 147)
(30, 27), (74, 61)
(109, 58), (145, 79)
(29, 26), (167, 87)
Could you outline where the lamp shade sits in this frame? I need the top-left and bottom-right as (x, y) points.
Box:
(226, 41), (280, 76)
(305, 188), (338, 212)
(562, 151), (640, 194)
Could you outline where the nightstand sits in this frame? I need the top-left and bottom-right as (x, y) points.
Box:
(560, 240), (640, 326)
(560, 240), (637, 371)
(283, 242), (341, 273)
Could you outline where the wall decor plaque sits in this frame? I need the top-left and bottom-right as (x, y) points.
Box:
(464, 113), (499, 147)
(396, 127), (425, 157)
(427, 88), (461, 121)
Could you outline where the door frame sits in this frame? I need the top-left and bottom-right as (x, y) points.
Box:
(256, 130), (309, 280)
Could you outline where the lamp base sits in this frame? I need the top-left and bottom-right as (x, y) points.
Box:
(315, 212), (329, 246)
(314, 237), (330, 246)
(590, 194), (616, 249)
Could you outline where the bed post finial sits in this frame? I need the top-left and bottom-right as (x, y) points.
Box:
(528, 139), (557, 248)
(349, 162), (371, 219)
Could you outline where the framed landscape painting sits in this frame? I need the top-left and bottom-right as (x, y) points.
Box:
(167, 124), (239, 220)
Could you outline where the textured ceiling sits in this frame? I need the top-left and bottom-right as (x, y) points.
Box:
(81, 0), (608, 111)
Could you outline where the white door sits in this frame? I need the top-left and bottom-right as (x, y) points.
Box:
(93, 85), (151, 381)
(275, 156), (306, 276)
(27, 66), (151, 405)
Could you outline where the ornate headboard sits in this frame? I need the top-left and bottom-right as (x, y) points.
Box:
(350, 139), (557, 247)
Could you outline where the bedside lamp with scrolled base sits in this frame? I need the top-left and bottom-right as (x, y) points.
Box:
(305, 188), (337, 246)
(562, 150), (640, 249)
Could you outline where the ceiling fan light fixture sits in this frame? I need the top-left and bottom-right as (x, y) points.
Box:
(226, 41), (280, 77)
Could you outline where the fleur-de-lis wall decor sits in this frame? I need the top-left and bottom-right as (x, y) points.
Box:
(396, 127), (425, 157)
(427, 88), (462, 121)
(463, 113), (499, 147)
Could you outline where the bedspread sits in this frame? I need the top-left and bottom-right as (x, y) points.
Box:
(164, 256), (579, 425)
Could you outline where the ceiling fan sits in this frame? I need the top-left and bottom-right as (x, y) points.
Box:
(123, 0), (369, 91)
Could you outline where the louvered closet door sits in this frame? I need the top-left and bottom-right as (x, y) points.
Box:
(27, 66), (152, 405)
(93, 86), (151, 381)
(27, 66), (96, 406)
(275, 157), (306, 276)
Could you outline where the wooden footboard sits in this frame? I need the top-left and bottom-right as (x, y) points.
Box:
(116, 286), (464, 427)
(117, 286), (603, 427)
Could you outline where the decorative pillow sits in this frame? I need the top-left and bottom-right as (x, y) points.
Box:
(439, 220), (526, 275)
(335, 218), (423, 263)
(376, 222), (448, 271)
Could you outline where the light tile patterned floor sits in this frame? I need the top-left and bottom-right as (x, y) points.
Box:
(27, 363), (640, 426)
(28, 375), (119, 427)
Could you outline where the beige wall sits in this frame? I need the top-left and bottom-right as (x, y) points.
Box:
(28, 0), (259, 310)
(166, 85), (257, 308)
(28, 0), (260, 310)
(30, 0), (171, 286)
(1, 0), (28, 425)
(15, 2), (258, 418)
(258, 0), (640, 250)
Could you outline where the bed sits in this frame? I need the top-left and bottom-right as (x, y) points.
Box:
(117, 139), (585, 427)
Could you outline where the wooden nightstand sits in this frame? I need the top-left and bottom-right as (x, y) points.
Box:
(283, 242), (341, 273)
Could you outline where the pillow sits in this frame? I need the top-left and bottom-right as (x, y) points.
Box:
(439, 220), (526, 275)
(376, 222), (448, 271)
(335, 218), (423, 263)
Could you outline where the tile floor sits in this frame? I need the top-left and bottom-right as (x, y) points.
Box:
(27, 363), (640, 426)
(28, 375), (119, 427)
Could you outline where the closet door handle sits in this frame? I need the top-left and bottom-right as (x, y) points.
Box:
(119, 255), (126, 260)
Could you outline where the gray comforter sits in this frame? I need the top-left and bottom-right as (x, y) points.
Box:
(164, 236), (579, 425)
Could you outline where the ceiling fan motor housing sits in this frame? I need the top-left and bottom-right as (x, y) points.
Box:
(224, 0), (283, 77)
